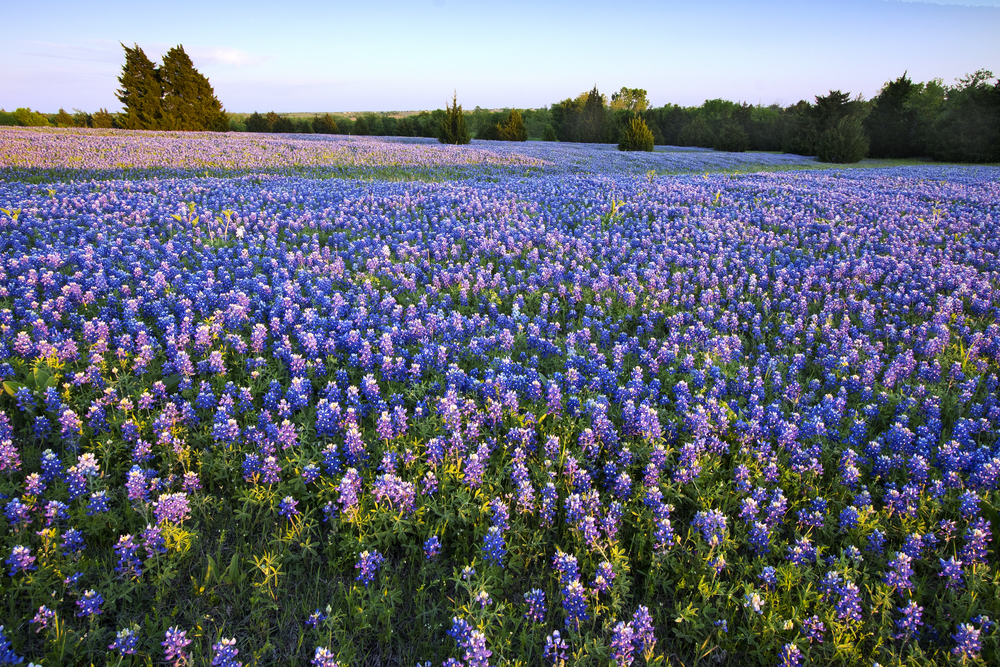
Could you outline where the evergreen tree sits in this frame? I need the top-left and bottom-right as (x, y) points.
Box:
(159, 45), (228, 131)
(439, 93), (471, 144)
(116, 43), (165, 130)
(92, 109), (115, 129)
(314, 113), (339, 134)
(579, 86), (608, 143)
(245, 112), (269, 133)
(618, 116), (654, 151)
(497, 109), (527, 141)
(53, 108), (74, 127)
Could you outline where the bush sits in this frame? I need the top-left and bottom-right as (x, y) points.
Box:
(13, 108), (50, 127)
(542, 124), (557, 142)
(497, 110), (527, 141)
(314, 114), (339, 134)
(439, 93), (471, 145)
(92, 109), (115, 128)
(713, 121), (750, 152)
(618, 116), (654, 152)
(816, 116), (869, 163)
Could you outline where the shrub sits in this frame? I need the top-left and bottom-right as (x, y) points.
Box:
(92, 108), (115, 128)
(542, 124), (557, 142)
(816, 116), (869, 163)
(713, 121), (750, 152)
(618, 116), (654, 152)
(497, 110), (527, 142)
(13, 108), (50, 127)
(439, 93), (471, 145)
(314, 114), (339, 134)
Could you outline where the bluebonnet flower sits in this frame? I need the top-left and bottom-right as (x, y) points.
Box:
(692, 509), (727, 546)
(744, 590), (765, 615)
(162, 626), (192, 666)
(952, 623), (981, 659)
(482, 526), (506, 566)
(109, 627), (139, 655)
(801, 615), (824, 643)
(211, 637), (242, 667)
(424, 535), (441, 559)
(759, 566), (777, 589)
(114, 534), (143, 578)
(6, 545), (35, 576)
(0, 625), (23, 665)
(543, 630), (569, 664)
(610, 620), (636, 666)
(894, 600), (923, 641)
(311, 646), (340, 667)
(305, 609), (328, 628)
(28, 605), (55, 635)
(778, 644), (803, 667)
(62, 528), (86, 557)
(278, 496), (299, 519)
(87, 491), (110, 515)
(883, 552), (914, 592)
(355, 550), (385, 587)
(562, 580), (589, 631)
(524, 588), (546, 623)
(76, 589), (104, 617)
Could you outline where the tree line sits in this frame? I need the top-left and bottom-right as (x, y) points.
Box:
(5, 55), (996, 163)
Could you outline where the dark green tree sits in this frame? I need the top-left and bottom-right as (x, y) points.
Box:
(439, 93), (471, 144)
(930, 69), (1000, 163)
(579, 86), (608, 143)
(353, 115), (370, 136)
(116, 43), (165, 130)
(713, 120), (750, 152)
(497, 109), (527, 141)
(54, 108), (74, 127)
(245, 112), (269, 133)
(817, 116), (869, 163)
(159, 45), (228, 131)
(272, 115), (295, 133)
(92, 109), (115, 128)
(618, 116), (654, 151)
(264, 112), (281, 132)
(542, 124), (557, 141)
(314, 113), (339, 134)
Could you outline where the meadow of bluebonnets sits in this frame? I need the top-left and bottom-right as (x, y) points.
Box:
(0, 126), (999, 667)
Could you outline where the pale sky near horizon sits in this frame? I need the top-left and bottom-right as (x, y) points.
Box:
(2, 0), (997, 114)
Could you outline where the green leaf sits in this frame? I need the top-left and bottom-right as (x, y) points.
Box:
(163, 374), (182, 390)
(2, 380), (24, 396)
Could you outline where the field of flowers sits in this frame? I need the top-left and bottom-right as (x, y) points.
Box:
(1, 127), (999, 667)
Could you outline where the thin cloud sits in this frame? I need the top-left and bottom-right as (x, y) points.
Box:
(186, 46), (274, 68)
(22, 39), (121, 63)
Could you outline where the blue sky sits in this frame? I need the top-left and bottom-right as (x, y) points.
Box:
(2, 0), (997, 113)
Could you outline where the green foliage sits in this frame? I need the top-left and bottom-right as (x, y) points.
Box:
(53, 108), (74, 128)
(354, 115), (370, 136)
(497, 109), (527, 142)
(678, 115), (713, 147)
(117, 43), (227, 132)
(929, 69), (1000, 163)
(617, 116), (654, 152)
(610, 87), (649, 112)
(713, 120), (750, 152)
(245, 112), (269, 133)
(314, 113), (339, 134)
(72, 109), (91, 128)
(160, 45), (228, 131)
(816, 116), (869, 163)
(542, 124), (557, 142)
(11, 108), (51, 127)
(116, 43), (165, 130)
(272, 115), (295, 133)
(91, 108), (115, 129)
(439, 93), (471, 145)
